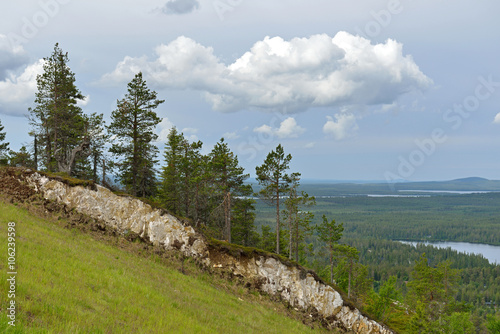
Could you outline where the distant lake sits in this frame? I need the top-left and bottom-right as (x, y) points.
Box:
(399, 190), (497, 194)
(399, 241), (500, 265)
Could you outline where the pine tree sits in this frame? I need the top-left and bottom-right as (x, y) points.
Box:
(255, 144), (292, 254)
(208, 138), (249, 242)
(108, 72), (164, 197)
(72, 113), (108, 182)
(160, 127), (206, 219)
(86, 113), (109, 184)
(180, 139), (203, 218)
(0, 118), (9, 165)
(282, 172), (315, 261)
(28, 43), (89, 174)
(317, 215), (344, 284)
(334, 244), (360, 299)
(231, 184), (258, 247)
(9, 146), (35, 168)
(160, 127), (185, 214)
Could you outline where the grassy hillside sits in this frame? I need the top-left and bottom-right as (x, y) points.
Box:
(0, 200), (330, 333)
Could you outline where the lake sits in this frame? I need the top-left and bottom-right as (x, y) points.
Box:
(399, 241), (500, 265)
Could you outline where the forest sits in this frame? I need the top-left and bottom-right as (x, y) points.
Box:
(0, 43), (499, 333)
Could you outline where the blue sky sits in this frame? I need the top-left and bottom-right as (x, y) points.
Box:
(1, 0), (499, 181)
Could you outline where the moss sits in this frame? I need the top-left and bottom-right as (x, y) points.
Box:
(41, 171), (97, 190)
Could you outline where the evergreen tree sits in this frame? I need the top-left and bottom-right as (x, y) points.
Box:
(0, 118), (9, 165)
(160, 127), (185, 214)
(72, 113), (108, 182)
(317, 215), (344, 284)
(255, 144), (292, 254)
(231, 184), (258, 247)
(86, 112), (109, 183)
(108, 72), (164, 197)
(282, 172), (315, 261)
(180, 139), (203, 218)
(28, 43), (89, 174)
(406, 253), (463, 332)
(160, 127), (206, 220)
(334, 244), (360, 299)
(366, 276), (403, 322)
(9, 146), (35, 168)
(208, 138), (249, 242)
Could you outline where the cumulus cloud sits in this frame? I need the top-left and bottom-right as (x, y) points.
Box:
(156, 117), (174, 142)
(323, 113), (358, 140)
(494, 112), (500, 124)
(102, 32), (432, 114)
(0, 59), (44, 116)
(0, 35), (29, 80)
(254, 117), (305, 139)
(223, 131), (240, 140)
(182, 127), (199, 142)
(77, 95), (91, 107)
(160, 0), (200, 14)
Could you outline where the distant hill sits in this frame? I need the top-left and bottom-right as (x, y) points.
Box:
(297, 177), (500, 196)
(396, 177), (500, 192)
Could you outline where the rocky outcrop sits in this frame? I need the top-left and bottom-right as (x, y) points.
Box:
(21, 171), (392, 334)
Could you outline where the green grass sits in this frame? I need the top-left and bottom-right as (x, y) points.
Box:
(0, 201), (328, 333)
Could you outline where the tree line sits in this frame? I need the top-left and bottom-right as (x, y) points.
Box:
(0, 43), (342, 262)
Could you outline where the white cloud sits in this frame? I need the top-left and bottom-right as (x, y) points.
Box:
(323, 113), (358, 140)
(254, 117), (305, 139)
(102, 32), (432, 114)
(159, 0), (200, 14)
(77, 95), (91, 107)
(182, 127), (198, 142)
(0, 34), (28, 80)
(494, 112), (500, 124)
(304, 142), (315, 149)
(156, 117), (174, 142)
(223, 131), (240, 140)
(0, 59), (44, 116)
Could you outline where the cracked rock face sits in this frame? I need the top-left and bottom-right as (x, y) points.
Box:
(24, 172), (392, 334)
(233, 256), (344, 317)
(26, 173), (209, 260)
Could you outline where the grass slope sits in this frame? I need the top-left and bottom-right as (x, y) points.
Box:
(0, 200), (329, 333)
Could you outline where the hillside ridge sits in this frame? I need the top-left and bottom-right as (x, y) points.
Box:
(0, 167), (393, 334)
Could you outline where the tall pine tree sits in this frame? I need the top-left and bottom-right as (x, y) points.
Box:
(208, 138), (249, 243)
(28, 43), (89, 175)
(317, 215), (344, 284)
(108, 72), (164, 197)
(255, 144), (292, 254)
(283, 172), (315, 262)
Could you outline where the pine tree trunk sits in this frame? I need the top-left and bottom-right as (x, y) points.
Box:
(102, 159), (106, 187)
(348, 259), (353, 299)
(330, 252), (334, 284)
(276, 189), (280, 255)
(34, 134), (38, 170)
(226, 192), (231, 243)
(289, 213), (293, 260)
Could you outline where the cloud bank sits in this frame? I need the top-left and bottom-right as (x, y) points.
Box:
(102, 32), (432, 113)
(160, 0), (200, 15)
(0, 59), (44, 116)
(0, 35), (29, 80)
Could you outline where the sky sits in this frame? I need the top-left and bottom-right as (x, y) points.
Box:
(1, 0), (500, 182)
